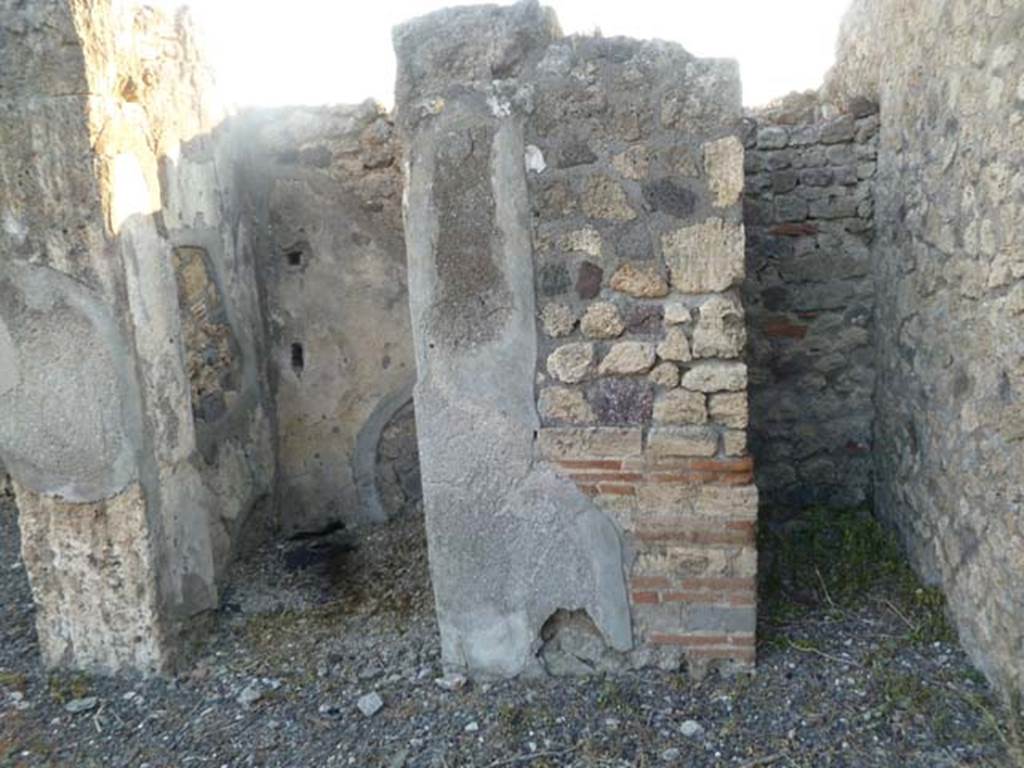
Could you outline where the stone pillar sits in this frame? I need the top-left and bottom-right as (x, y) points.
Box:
(0, 1), (274, 674)
(395, 0), (754, 677)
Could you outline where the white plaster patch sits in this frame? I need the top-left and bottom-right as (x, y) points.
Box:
(524, 145), (546, 174)
(109, 153), (159, 233)
(2, 208), (27, 244)
(487, 91), (512, 117)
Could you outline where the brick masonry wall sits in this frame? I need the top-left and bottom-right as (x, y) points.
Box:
(742, 94), (879, 511)
(525, 35), (755, 671)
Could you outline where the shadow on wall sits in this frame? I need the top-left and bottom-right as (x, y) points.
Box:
(236, 102), (418, 535)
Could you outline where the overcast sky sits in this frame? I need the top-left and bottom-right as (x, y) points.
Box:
(162, 0), (851, 109)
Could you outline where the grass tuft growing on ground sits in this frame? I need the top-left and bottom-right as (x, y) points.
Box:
(759, 507), (954, 645)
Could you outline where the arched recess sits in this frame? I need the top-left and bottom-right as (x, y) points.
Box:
(352, 376), (417, 524)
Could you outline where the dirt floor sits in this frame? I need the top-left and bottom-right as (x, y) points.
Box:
(1, 493), (1021, 767)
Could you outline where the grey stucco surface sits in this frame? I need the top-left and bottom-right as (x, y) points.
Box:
(240, 103), (415, 533)
(395, 1), (633, 677)
(0, 261), (142, 502)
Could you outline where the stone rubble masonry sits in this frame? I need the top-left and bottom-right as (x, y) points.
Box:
(522, 5), (754, 674)
(825, 0), (1024, 698)
(0, 0), (275, 674)
(742, 89), (878, 512)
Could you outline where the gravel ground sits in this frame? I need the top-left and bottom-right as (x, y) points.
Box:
(1, 493), (1021, 768)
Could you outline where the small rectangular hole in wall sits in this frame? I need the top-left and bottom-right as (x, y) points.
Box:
(291, 342), (305, 374)
(283, 240), (310, 269)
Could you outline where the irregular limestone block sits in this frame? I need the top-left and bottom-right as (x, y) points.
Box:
(682, 362), (748, 393)
(611, 146), (650, 180)
(582, 175), (636, 221)
(580, 302), (625, 339)
(703, 136), (744, 207)
(609, 263), (669, 298)
(598, 341), (656, 375)
(709, 392), (749, 429)
(723, 429), (748, 456)
(656, 326), (692, 362)
(539, 387), (595, 424)
(548, 343), (594, 383)
(647, 427), (718, 458)
(692, 295), (746, 358)
(541, 302), (576, 337)
(537, 427), (643, 460)
(653, 390), (707, 425)
(562, 228), (603, 257)
(648, 362), (680, 388)
(664, 302), (693, 325)
(662, 219), (744, 293)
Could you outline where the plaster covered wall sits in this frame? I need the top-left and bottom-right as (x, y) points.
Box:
(827, 0), (1024, 695)
(239, 103), (416, 533)
(743, 94), (878, 511)
(0, 0), (274, 674)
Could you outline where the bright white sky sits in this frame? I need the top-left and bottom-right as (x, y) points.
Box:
(162, 0), (851, 109)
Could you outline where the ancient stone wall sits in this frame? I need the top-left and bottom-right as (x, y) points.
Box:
(827, 0), (1024, 695)
(239, 103), (416, 533)
(395, 0), (754, 677)
(0, 0), (274, 674)
(742, 94), (878, 511)
(527, 36), (755, 670)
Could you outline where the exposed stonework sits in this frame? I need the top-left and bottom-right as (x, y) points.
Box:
(825, 0), (1024, 697)
(395, 1), (753, 677)
(742, 91), (878, 510)
(239, 102), (415, 532)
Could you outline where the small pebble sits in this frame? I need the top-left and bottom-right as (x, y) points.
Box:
(236, 681), (264, 708)
(64, 696), (98, 715)
(680, 719), (705, 738)
(434, 673), (467, 692)
(464, 721), (479, 733)
(357, 691), (384, 717)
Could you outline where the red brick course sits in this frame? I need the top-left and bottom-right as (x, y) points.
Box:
(550, 439), (757, 667)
